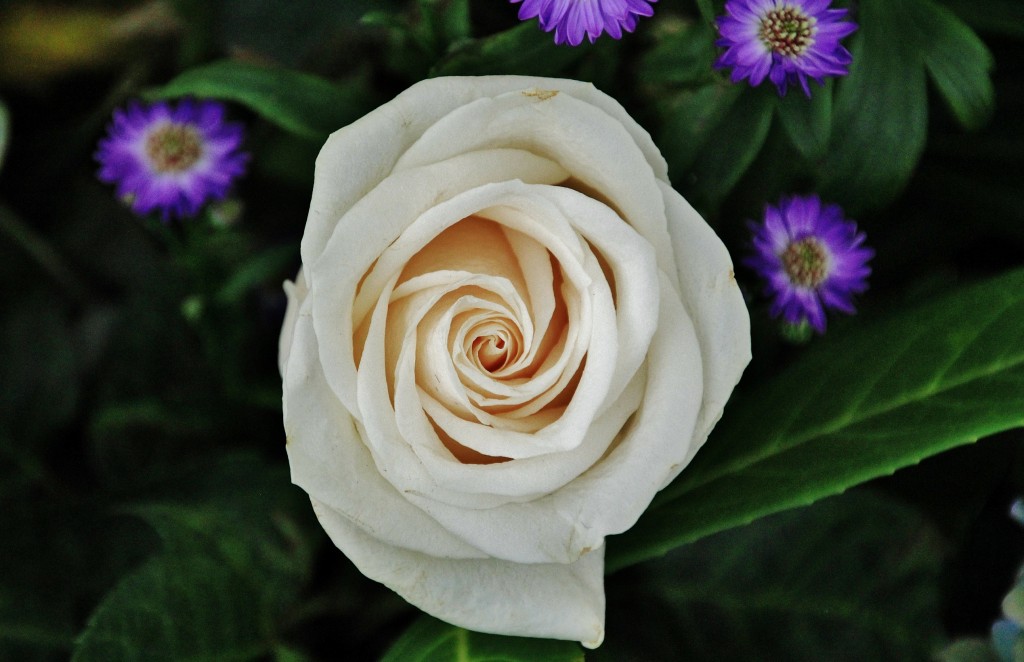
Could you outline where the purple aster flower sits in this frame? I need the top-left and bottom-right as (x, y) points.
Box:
(96, 98), (248, 221)
(714, 0), (857, 96)
(745, 194), (873, 333)
(511, 0), (657, 46)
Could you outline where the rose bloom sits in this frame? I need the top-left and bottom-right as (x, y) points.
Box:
(278, 76), (750, 647)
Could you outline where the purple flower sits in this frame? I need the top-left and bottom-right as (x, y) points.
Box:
(96, 98), (248, 221)
(745, 194), (873, 333)
(714, 0), (857, 96)
(511, 0), (656, 46)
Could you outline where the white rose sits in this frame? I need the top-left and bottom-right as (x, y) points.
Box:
(279, 75), (750, 648)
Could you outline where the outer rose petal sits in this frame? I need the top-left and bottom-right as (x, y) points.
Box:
(311, 499), (606, 648)
(659, 181), (752, 472)
(284, 282), (488, 559)
(281, 75), (752, 646)
(299, 76), (668, 268)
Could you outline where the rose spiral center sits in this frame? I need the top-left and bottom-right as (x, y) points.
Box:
(145, 123), (203, 173)
(469, 321), (519, 373)
(781, 237), (830, 287)
(759, 6), (816, 57)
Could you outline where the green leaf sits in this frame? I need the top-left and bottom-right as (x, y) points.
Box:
(149, 60), (370, 141)
(820, 0), (928, 210)
(430, 23), (585, 78)
(916, 0), (995, 130)
(216, 243), (297, 305)
(694, 0), (716, 24)
(73, 455), (313, 662)
(73, 552), (275, 662)
(419, 0), (471, 46)
(0, 459), (152, 662)
(821, 0), (994, 209)
(597, 493), (944, 661)
(655, 83), (743, 177)
(638, 18), (717, 88)
(381, 616), (584, 662)
(607, 267), (1024, 571)
(943, 0), (1024, 39)
(684, 87), (774, 210)
(0, 467), (77, 661)
(775, 79), (833, 162)
(273, 644), (316, 662)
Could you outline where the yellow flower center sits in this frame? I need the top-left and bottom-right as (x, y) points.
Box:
(781, 237), (830, 287)
(759, 5), (816, 57)
(145, 123), (203, 173)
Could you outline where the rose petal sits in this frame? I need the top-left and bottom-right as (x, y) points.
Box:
(403, 273), (702, 564)
(311, 148), (570, 418)
(278, 268), (307, 377)
(284, 295), (488, 559)
(659, 180), (751, 477)
(310, 498), (606, 648)
(300, 77), (668, 268)
(393, 89), (677, 278)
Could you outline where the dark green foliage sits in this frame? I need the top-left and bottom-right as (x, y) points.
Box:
(431, 23), (587, 78)
(72, 455), (313, 662)
(598, 493), (945, 661)
(820, 0), (994, 211)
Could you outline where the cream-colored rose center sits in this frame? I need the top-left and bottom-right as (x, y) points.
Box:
(354, 215), (585, 465)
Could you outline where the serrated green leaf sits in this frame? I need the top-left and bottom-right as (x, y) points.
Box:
(776, 79), (832, 162)
(607, 267), (1024, 571)
(149, 60), (369, 141)
(916, 0), (995, 130)
(597, 494), (944, 661)
(381, 616), (584, 662)
(430, 23), (585, 78)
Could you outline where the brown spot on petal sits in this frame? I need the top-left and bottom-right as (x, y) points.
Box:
(523, 89), (558, 101)
(728, 269), (735, 281)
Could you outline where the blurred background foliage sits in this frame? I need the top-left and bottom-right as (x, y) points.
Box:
(1, 0), (1023, 660)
